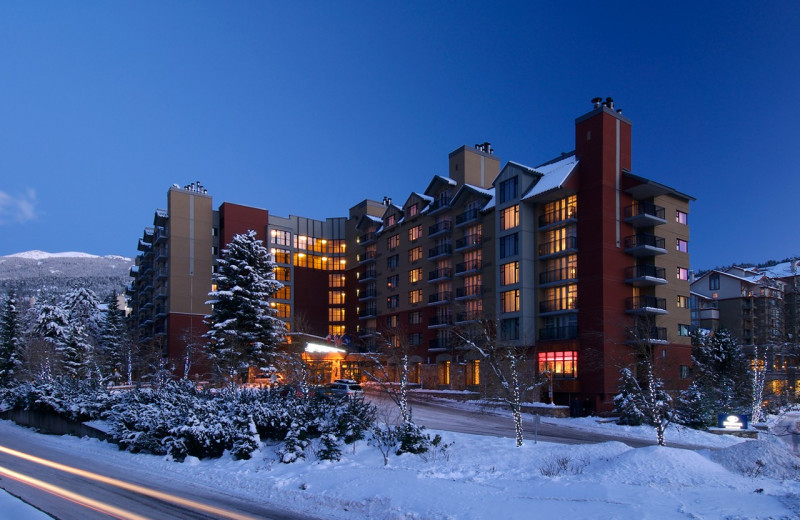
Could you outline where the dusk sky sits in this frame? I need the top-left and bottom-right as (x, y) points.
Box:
(1, 1), (798, 270)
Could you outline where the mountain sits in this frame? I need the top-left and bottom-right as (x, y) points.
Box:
(0, 251), (134, 300)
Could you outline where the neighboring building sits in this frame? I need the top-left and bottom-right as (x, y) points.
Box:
(129, 99), (695, 412)
(691, 260), (800, 400)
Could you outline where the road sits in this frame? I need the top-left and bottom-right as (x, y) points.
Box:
(0, 421), (319, 520)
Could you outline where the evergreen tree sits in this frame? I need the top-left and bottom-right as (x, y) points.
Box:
(0, 291), (22, 385)
(62, 288), (103, 380)
(99, 292), (125, 384)
(204, 230), (287, 386)
(32, 302), (71, 378)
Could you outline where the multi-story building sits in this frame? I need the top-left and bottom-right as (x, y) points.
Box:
(130, 99), (694, 412)
(691, 260), (800, 400)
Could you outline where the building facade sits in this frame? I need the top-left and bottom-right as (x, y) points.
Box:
(129, 100), (695, 411)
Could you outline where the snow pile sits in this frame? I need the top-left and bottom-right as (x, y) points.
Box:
(706, 438), (800, 480)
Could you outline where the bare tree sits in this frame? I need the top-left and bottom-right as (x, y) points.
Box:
(361, 327), (414, 424)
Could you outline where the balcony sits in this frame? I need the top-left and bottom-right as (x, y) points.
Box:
(455, 260), (482, 276)
(455, 208), (479, 227)
(540, 299), (578, 314)
(358, 250), (377, 264)
(358, 232), (377, 245)
(428, 268), (453, 282)
(358, 307), (377, 319)
(538, 207), (577, 229)
(455, 285), (482, 300)
(154, 226), (169, 244)
(358, 288), (377, 300)
(539, 326), (578, 341)
(624, 265), (667, 286)
(428, 315), (453, 328)
(427, 198), (451, 215)
(455, 235), (482, 251)
(624, 234), (667, 256)
(359, 269), (376, 282)
(429, 292), (453, 305)
(626, 295), (668, 315)
(428, 244), (453, 260)
(539, 268), (578, 286)
(538, 236), (578, 258)
(358, 327), (378, 337)
(429, 338), (452, 350)
(455, 312), (481, 324)
(155, 267), (168, 279)
(629, 327), (668, 344)
(429, 220), (453, 237)
(624, 202), (666, 228)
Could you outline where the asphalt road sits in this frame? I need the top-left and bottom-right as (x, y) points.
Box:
(0, 421), (319, 520)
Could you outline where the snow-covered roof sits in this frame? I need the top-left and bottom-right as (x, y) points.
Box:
(155, 208), (168, 219)
(521, 153), (579, 200)
(759, 260), (800, 279)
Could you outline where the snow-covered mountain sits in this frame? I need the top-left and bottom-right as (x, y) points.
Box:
(0, 250), (134, 299)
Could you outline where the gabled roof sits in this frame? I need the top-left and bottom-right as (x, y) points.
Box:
(521, 152), (579, 200)
(450, 183), (494, 209)
(354, 213), (382, 231)
(423, 175), (457, 197)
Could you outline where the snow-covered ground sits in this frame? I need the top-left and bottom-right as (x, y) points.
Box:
(3, 411), (800, 520)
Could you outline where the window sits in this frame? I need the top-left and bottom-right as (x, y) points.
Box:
(329, 325), (345, 336)
(501, 289), (519, 313)
(328, 308), (345, 322)
(211, 246), (218, 255)
(387, 295), (399, 309)
(500, 261), (519, 286)
(408, 225), (422, 242)
(709, 273), (720, 290)
(408, 204), (418, 218)
(677, 267), (689, 281)
(275, 287), (290, 300)
(676, 210), (688, 225)
(409, 333), (422, 346)
(387, 255), (399, 269)
(677, 295), (689, 309)
(409, 311), (422, 325)
(499, 177), (518, 204)
(409, 267), (423, 284)
(679, 365), (690, 379)
(387, 234), (399, 250)
(409, 246), (423, 263)
(538, 351), (578, 379)
(500, 205), (519, 230)
(500, 317), (519, 340)
(438, 361), (450, 385)
(329, 291), (345, 305)
(543, 284), (578, 312)
(329, 274), (345, 287)
(409, 289), (423, 304)
(676, 239), (688, 253)
(386, 214), (396, 227)
(499, 233), (519, 258)
(275, 267), (290, 282)
(272, 302), (290, 318)
(271, 248), (290, 264)
(678, 324), (691, 336)
(542, 255), (577, 283)
(271, 229), (291, 246)
(387, 315), (398, 328)
(467, 360), (480, 386)
(387, 274), (399, 289)
(542, 196), (578, 226)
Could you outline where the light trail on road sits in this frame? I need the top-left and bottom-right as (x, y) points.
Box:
(0, 444), (263, 520)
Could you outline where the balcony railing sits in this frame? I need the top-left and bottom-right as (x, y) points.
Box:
(624, 202), (666, 227)
(428, 268), (453, 282)
(359, 270), (376, 282)
(428, 244), (453, 259)
(540, 298), (578, 313)
(455, 285), (483, 299)
(539, 326), (578, 341)
(358, 250), (377, 263)
(429, 338), (452, 350)
(428, 315), (453, 327)
(358, 288), (376, 300)
(455, 235), (482, 251)
(538, 236), (578, 257)
(455, 260), (482, 275)
(624, 234), (667, 256)
(455, 312), (482, 324)
(539, 268), (577, 285)
(625, 264), (667, 285)
(428, 198), (451, 214)
(358, 307), (377, 319)
(455, 208), (479, 226)
(429, 292), (453, 305)
(626, 296), (668, 314)
(538, 207), (577, 228)
(359, 327), (378, 337)
(429, 220), (453, 236)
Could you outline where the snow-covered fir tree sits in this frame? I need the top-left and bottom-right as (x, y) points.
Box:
(99, 292), (126, 385)
(32, 302), (71, 378)
(62, 288), (104, 380)
(0, 290), (22, 385)
(204, 230), (287, 386)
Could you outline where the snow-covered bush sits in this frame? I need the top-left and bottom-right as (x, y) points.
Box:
(1, 377), (112, 421)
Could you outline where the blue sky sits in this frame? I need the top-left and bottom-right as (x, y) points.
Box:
(1, 1), (798, 270)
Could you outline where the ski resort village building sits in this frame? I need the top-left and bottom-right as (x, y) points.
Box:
(128, 99), (695, 413)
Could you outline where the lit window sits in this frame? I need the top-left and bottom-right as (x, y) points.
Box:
(328, 308), (345, 322)
(409, 267), (423, 284)
(408, 225), (422, 242)
(501, 289), (519, 313)
(387, 234), (399, 250)
(386, 214), (396, 227)
(678, 324), (691, 336)
(500, 205), (519, 230)
(409, 247), (423, 263)
(677, 267), (689, 281)
(271, 229), (291, 246)
(467, 360), (480, 386)
(677, 295), (689, 308)
(275, 287), (290, 300)
(500, 262), (519, 286)
(676, 239), (688, 253)
(329, 291), (345, 305)
(409, 289), (423, 304)
(538, 351), (578, 379)
(272, 302), (290, 318)
(329, 274), (344, 287)
(676, 210), (688, 225)
(408, 204), (419, 217)
(438, 361), (450, 385)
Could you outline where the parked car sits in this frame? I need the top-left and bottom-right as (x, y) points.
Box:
(326, 379), (364, 399)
